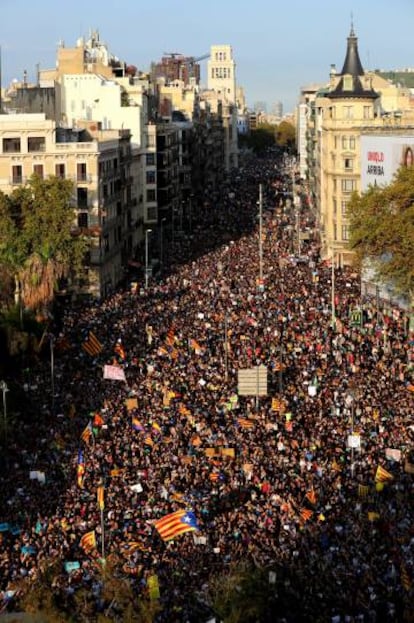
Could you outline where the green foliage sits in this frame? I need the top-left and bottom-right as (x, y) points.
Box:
(0, 175), (88, 310)
(275, 121), (296, 151)
(240, 127), (276, 155)
(208, 562), (272, 623)
(347, 165), (414, 296)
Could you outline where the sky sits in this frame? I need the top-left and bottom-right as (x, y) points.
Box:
(1, 0), (413, 113)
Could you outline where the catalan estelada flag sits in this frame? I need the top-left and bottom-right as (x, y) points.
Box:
(151, 422), (162, 436)
(77, 449), (85, 488)
(237, 418), (255, 429)
(189, 338), (203, 354)
(79, 530), (96, 551)
(82, 331), (103, 357)
(132, 417), (144, 432)
(154, 510), (198, 541)
(81, 422), (93, 445)
(144, 436), (154, 447)
(375, 465), (394, 483)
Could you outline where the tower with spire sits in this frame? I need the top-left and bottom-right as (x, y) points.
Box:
(327, 24), (378, 101)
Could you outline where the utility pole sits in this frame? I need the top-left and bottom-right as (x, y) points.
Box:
(224, 314), (229, 382)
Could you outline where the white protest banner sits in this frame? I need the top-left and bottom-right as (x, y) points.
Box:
(130, 483), (143, 493)
(347, 434), (361, 449)
(103, 365), (126, 381)
(385, 448), (401, 462)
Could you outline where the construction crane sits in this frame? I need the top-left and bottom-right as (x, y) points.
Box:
(182, 53), (210, 81)
(163, 52), (184, 59)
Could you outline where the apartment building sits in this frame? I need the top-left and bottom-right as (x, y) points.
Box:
(304, 26), (414, 265)
(0, 113), (134, 298)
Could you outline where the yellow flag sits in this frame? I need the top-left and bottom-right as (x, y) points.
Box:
(148, 574), (160, 600)
(97, 485), (105, 511)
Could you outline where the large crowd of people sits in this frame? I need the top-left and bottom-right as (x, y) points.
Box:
(0, 156), (413, 622)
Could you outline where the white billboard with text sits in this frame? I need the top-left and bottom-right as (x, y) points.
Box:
(360, 135), (414, 190)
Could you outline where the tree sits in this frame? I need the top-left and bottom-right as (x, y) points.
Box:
(275, 121), (296, 152)
(347, 165), (414, 298)
(239, 127), (276, 155)
(0, 175), (87, 312)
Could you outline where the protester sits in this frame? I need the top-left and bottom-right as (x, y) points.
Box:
(0, 156), (412, 622)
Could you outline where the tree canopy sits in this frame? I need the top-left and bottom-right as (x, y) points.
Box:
(347, 165), (414, 298)
(0, 175), (87, 311)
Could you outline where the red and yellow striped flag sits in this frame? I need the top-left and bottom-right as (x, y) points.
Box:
(80, 530), (96, 551)
(300, 508), (313, 522)
(82, 331), (103, 357)
(305, 488), (317, 506)
(375, 465), (393, 483)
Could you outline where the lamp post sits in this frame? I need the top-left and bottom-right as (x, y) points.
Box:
(160, 218), (166, 267)
(258, 184), (263, 291)
(145, 229), (152, 289)
(0, 380), (9, 443)
(331, 246), (336, 330)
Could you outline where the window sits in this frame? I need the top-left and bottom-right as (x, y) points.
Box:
(104, 234), (109, 253)
(146, 170), (156, 184)
(77, 162), (87, 182)
(341, 200), (348, 217)
(341, 225), (349, 241)
(146, 135), (155, 148)
(363, 106), (370, 119)
(344, 158), (353, 171)
(341, 136), (348, 149)
(349, 136), (355, 150)
(77, 212), (88, 228)
(33, 164), (44, 179)
(28, 137), (45, 152)
(343, 76), (353, 91)
(12, 165), (23, 184)
(147, 206), (158, 221)
(55, 163), (65, 179)
(333, 223), (337, 241)
(77, 188), (88, 208)
(343, 106), (353, 119)
(3, 138), (21, 153)
(341, 179), (356, 193)
(146, 189), (156, 202)
(333, 198), (337, 215)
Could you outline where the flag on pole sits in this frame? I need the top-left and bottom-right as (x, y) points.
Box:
(77, 449), (85, 488)
(79, 530), (96, 551)
(81, 421), (93, 444)
(82, 331), (103, 357)
(375, 465), (394, 482)
(151, 422), (162, 436)
(97, 486), (105, 511)
(165, 327), (175, 346)
(154, 510), (198, 541)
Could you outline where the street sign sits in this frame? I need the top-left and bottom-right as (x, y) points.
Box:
(237, 366), (268, 396)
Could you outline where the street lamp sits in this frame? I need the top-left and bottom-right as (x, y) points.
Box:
(145, 229), (152, 289)
(258, 184), (264, 291)
(160, 218), (166, 267)
(0, 380), (9, 443)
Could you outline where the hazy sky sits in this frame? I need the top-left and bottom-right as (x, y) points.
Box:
(1, 0), (413, 113)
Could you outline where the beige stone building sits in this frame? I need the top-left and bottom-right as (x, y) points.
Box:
(0, 113), (134, 298)
(304, 27), (414, 265)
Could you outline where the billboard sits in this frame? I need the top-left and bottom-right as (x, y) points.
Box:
(360, 135), (414, 190)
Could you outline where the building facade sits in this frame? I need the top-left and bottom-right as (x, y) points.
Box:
(0, 113), (134, 298)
